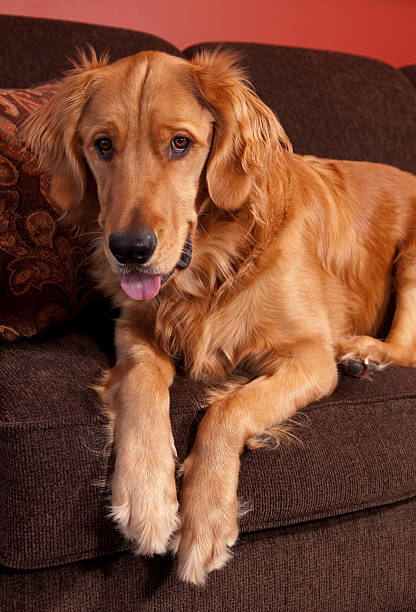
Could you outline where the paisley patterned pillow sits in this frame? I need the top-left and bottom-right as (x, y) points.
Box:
(0, 85), (95, 341)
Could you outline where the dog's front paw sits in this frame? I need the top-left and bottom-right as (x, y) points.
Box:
(110, 453), (179, 556)
(171, 454), (239, 584)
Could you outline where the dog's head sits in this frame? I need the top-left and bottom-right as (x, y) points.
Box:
(23, 49), (291, 300)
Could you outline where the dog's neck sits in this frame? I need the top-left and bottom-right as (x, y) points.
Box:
(171, 197), (273, 301)
(153, 192), (288, 380)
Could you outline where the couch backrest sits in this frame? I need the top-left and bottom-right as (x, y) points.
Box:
(1, 15), (416, 172)
(186, 42), (416, 173)
(0, 15), (182, 87)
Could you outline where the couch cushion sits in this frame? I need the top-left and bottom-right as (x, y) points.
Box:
(1, 331), (415, 569)
(184, 43), (416, 173)
(0, 84), (99, 341)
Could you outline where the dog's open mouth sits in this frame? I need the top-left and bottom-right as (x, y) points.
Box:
(119, 234), (192, 301)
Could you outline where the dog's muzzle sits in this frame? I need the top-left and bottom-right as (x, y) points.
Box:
(119, 233), (193, 300)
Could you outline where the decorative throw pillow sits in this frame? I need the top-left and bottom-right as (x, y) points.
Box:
(0, 84), (95, 341)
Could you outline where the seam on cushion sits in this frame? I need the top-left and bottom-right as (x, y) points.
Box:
(0, 416), (105, 431)
(0, 542), (130, 571)
(2, 493), (415, 570)
(239, 491), (416, 534)
(1, 392), (415, 430)
(238, 494), (416, 540)
(301, 391), (416, 413)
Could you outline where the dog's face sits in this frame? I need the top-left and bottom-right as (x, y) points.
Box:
(78, 54), (214, 293)
(24, 50), (291, 300)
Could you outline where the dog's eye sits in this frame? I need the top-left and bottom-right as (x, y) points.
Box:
(171, 136), (190, 156)
(95, 137), (113, 159)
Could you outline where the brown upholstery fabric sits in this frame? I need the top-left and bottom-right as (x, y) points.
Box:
(401, 64), (416, 89)
(2, 499), (415, 611)
(0, 15), (182, 89)
(1, 332), (415, 570)
(0, 84), (98, 341)
(185, 43), (416, 173)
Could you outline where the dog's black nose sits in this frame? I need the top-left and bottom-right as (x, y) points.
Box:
(108, 230), (157, 264)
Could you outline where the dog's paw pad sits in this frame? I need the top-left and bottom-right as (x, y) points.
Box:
(340, 357), (379, 378)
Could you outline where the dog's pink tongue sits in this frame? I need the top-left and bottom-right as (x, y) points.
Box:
(120, 273), (161, 300)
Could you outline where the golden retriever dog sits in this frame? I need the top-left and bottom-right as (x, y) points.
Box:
(23, 49), (416, 584)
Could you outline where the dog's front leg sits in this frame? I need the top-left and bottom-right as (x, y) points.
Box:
(101, 319), (178, 556)
(174, 343), (338, 584)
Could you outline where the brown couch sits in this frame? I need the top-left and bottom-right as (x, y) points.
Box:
(1, 15), (416, 611)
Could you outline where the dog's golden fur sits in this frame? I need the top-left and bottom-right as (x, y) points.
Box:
(24, 49), (416, 584)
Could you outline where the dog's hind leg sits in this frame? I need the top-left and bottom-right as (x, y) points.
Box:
(337, 232), (416, 375)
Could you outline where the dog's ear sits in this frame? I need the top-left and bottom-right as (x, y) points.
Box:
(22, 50), (107, 220)
(189, 49), (292, 211)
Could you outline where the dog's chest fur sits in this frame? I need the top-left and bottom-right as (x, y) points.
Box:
(154, 263), (298, 383)
(151, 207), (285, 381)
(155, 286), (252, 381)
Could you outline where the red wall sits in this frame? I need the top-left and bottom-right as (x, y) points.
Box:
(2, 0), (416, 66)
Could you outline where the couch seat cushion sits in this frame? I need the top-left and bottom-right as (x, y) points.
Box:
(1, 331), (415, 569)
